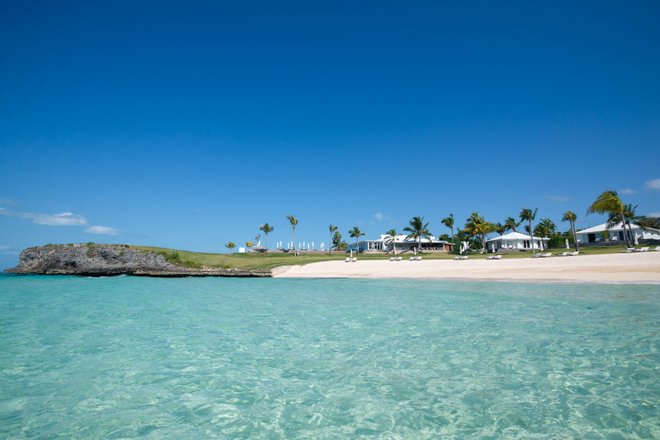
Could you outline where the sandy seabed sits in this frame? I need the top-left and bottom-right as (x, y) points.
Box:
(273, 252), (660, 284)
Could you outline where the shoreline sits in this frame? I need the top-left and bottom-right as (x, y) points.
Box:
(273, 252), (660, 284)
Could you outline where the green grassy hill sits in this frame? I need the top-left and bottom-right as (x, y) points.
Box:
(128, 245), (632, 270)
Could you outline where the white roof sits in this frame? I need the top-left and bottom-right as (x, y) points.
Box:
(485, 231), (549, 242)
(576, 222), (643, 234)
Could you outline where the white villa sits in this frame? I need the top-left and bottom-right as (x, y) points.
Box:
(347, 234), (454, 253)
(575, 222), (660, 244)
(485, 231), (549, 252)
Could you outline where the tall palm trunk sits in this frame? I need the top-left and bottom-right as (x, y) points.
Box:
(571, 220), (579, 251)
(292, 229), (296, 255)
(528, 220), (535, 254)
(620, 209), (631, 247)
(626, 219), (635, 245)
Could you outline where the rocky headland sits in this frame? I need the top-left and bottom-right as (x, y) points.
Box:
(6, 244), (271, 277)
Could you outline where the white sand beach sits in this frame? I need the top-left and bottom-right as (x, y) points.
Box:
(273, 252), (660, 283)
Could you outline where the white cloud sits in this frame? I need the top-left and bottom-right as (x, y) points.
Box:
(545, 195), (569, 202)
(33, 212), (88, 226)
(648, 212), (660, 218)
(85, 225), (120, 236)
(0, 198), (16, 206)
(372, 212), (385, 221)
(618, 188), (636, 195)
(0, 206), (118, 235)
(645, 178), (660, 190)
(0, 207), (88, 225)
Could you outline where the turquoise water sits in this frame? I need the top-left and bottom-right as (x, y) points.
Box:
(0, 275), (658, 439)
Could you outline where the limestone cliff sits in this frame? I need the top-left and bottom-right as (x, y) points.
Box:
(6, 244), (271, 277)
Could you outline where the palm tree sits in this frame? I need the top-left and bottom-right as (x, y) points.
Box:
(519, 208), (538, 254)
(225, 241), (236, 253)
(259, 223), (274, 249)
(328, 225), (338, 253)
(607, 203), (640, 244)
(403, 216), (431, 253)
(287, 215), (299, 255)
(533, 218), (556, 251)
(561, 210), (579, 251)
(587, 190), (631, 247)
(494, 222), (505, 236)
(441, 214), (455, 242)
(385, 228), (397, 253)
(464, 212), (493, 253)
(503, 217), (520, 233)
(349, 226), (365, 252)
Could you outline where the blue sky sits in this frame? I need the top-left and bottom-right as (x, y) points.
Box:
(1, 1), (659, 268)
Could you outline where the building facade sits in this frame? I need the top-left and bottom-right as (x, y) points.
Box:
(347, 234), (454, 253)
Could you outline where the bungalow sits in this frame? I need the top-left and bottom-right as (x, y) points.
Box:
(575, 222), (660, 244)
(347, 234), (454, 253)
(485, 231), (549, 252)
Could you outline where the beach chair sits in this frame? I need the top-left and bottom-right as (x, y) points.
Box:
(635, 247), (650, 252)
(454, 255), (468, 260)
(625, 248), (636, 253)
(569, 251), (579, 256)
(351, 257), (357, 262)
(345, 258), (351, 263)
(655, 246), (660, 252)
(487, 255), (502, 260)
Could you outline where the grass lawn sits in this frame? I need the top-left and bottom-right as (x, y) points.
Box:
(130, 244), (634, 271)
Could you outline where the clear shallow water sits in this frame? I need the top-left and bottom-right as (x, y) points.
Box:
(0, 275), (658, 439)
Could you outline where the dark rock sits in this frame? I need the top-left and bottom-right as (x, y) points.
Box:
(5, 244), (271, 278)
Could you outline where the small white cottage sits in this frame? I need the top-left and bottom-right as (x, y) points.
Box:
(575, 222), (660, 244)
(485, 231), (549, 252)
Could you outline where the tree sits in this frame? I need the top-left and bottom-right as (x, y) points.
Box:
(225, 241), (236, 253)
(519, 208), (538, 254)
(503, 217), (520, 233)
(533, 218), (556, 251)
(403, 216), (431, 253)
(332, 230), (343, 251)
(637, 216), (660, 230)
(287, 215), (299, 255)
(441, 214), (455, 242)
(494, 222), (505, 236)
(464, 212), (493, 253)
(607, 203), (640, 244)
(587, 190), (631, 247)
(349, 226), (365, 252)
(259, 223), (274, 249)
(245, 241), (254, 248)
(385, 228), (397, 253)
(561, 210), (579, 251)
(328, 225), (338, 253)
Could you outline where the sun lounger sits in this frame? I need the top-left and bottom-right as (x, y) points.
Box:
(635, 247), (650, 252)
(409, 256), (422, 261)
(454, 255), (468, 260)
(487, 255), (502, 260)
(345, 257), (357, 262)
(624, 248), (636, 253)
(557, 252), (569, 256)
(569, 251), (579, 256)
(655, 246), (660, 252)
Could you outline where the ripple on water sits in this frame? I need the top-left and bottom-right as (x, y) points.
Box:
(0, 276), (658, 438)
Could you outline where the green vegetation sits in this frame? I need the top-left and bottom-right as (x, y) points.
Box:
(128, 244), (640, 271)
(403, 216), (431, 252)
(259, 223), (274, 249)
